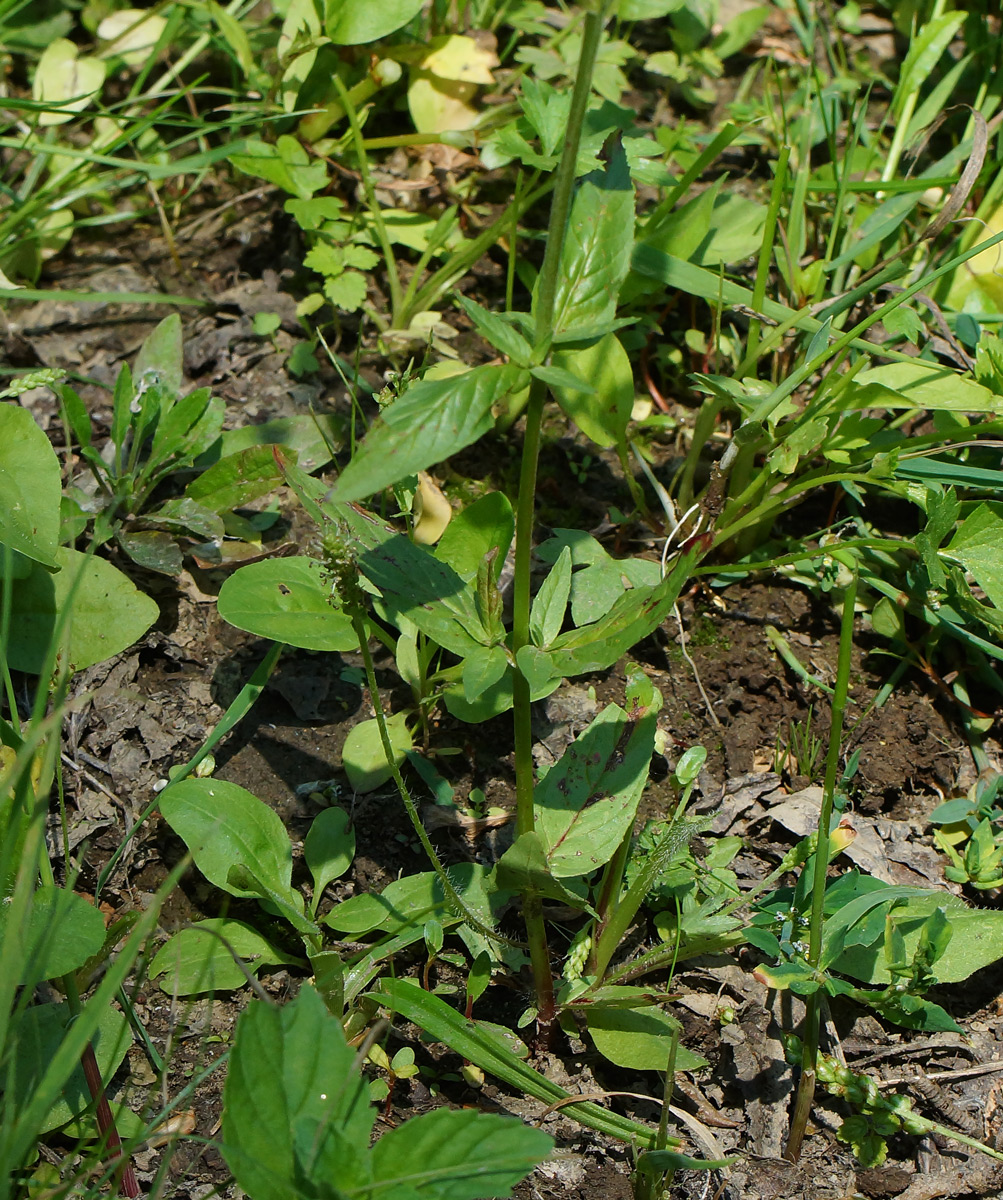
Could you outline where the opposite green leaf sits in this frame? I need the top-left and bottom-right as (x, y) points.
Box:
(551, 333), (633, 449)
(530, 546), (572, 648)
(360, 535), (493, 657)
(435, 491), (514, 582)
(832, 892), (1003, 986)
(305, 806), (356, 906)
(370, 1106), (552, 1199)
(211, 414), (344, 473)
(186, 444), (289, 513)
(586, 1005), (707, 1073)
(134, 314), (183, 395)
(550, 138), (634, 338)
(850, 362), (1003, 413)
(9, 1002), (131, 1134)
(944, 503), (1003, 611)
(222, 985), (374, 1200)
(462, 644), (510, 703)
(325, 864), (500, 937)
(534, 701), (656, 877)
(332, 365), (527, 502)
(325, 0), (426, 44)
(547, 549), (698, 678)
(496, 833), (595, 913)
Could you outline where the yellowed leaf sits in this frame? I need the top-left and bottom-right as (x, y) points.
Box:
(420, 34), (498, 83)
(944, 200), (1003, 311)
(33, 40), (106, 127)
(407, 35), (498, 133)
(412, 471), (452, 545)
(408, 74), (480, 134)
(98, 9), (168, 67)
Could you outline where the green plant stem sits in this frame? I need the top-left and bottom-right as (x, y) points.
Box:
(349, 611), (523, 950)
(881, 0), (947, 189)
(333, 76), (404, 322)
(511, 375), (549, 839)
(509, 4), (607, 1029)
(0, 544), (20, 732)
(785, 572), (857, 1162)
(588, 827), (632, 975)
(591, 781), (699, 981)
(397, 206), (460, 325)
(657, 1025), (679, 1152)
(742, 143), (790, 372)
(599, 930), (747, 986)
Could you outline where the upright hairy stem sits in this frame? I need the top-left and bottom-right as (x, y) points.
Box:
(511, 5), (607, 1027)
(785, 572), (858, 1161)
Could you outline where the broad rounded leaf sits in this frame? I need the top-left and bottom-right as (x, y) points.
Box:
(850, 362), (1003, 413)
(33, 39), (106, 126)
(361, 536), (489, 657)
(443, 664), (560, 723)
(342, 713), (412, 793)
(7, 547), (158, 674)
(0, 886), (105, 981)
(214, 414), (344, 473)
(305, 806), (356, 901)
(134, 313), (183, 395)
(371, 1105), (551, 1199)
(945, 503), (1003, 610)
(218, 557), (358, 651)
(833, 892), (1003, 985)
(97, 9), (168, 67)
(551, 333), (633, 450)
(325, 0), (425, 44)
(150, 918), (298, 995)
(10, 1002), (131, 1133)
(223, 986), (374, 1200)
(587, 1006), (707, 1073)
(534, 702), (655, 877)
(160, 778), (296, 903)
(409, 74), (481, 136)
(325, 864), (497, 936)
(185, 444), (287, 513)
(0, 402), (60, 566)
(462, 644), (509, 703)
(435, 491), (514, 582)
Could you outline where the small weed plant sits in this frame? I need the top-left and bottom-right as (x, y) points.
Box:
(8, 0), (1003, 1194)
